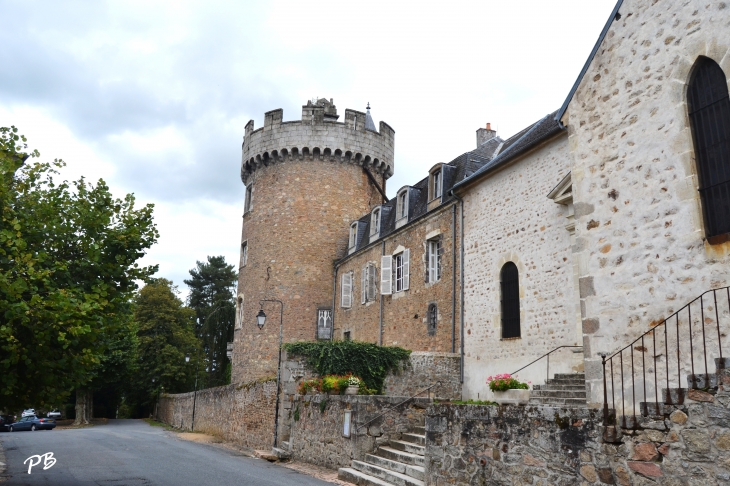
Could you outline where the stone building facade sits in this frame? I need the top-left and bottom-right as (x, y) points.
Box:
(232, 99), (395, 383)
(560, 0), (730, 406)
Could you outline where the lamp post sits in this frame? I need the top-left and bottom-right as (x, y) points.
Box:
(186, 345), (202, 432)
(256, 299), (284, 448)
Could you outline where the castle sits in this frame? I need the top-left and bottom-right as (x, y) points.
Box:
(233, 0), (730, 407)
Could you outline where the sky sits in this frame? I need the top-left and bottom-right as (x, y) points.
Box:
(0, 0), (618, 298)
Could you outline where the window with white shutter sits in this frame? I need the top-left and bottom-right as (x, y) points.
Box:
(427, 239), (441, 283)
(368, 264), (377, 301)
(361, 266), (367, 304)
(341, 272), (352, 308)
(381, 256), (392, 295)
(403, 248), (410, 291)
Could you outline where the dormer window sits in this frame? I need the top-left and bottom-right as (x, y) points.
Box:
(348, 222), (358, 254)
(396, 189), (408, 221)
(370, 208), (381, 237)
(432, 169), (442, 200)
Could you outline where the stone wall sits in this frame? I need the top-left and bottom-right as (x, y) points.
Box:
(461, 132), (580, 401)
(286, 395), (429, 470)
(334, 202), (461, 354)
(157, 378), (276, 451)
(563, 0), (730, 405)
(383, 351), (461, 400)
(426, 389), (730, 485)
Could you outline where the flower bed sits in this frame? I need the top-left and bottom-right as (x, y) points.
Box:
(297, 374), (376, 395)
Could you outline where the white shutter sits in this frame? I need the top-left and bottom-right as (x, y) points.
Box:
(381, 256), (392, 295)
(369, 264), (377, 300)
(361, 267), (367, 304)
(342, 273), (352, 308)
(403, 249), (410, 291)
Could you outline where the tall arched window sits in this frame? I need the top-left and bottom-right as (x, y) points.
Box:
(500, 262), (520, 339)
(688, 57), (730, 239)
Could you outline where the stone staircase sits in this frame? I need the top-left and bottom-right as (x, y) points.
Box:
(528, 372), (587, 407)
(338, 425), (426, 486)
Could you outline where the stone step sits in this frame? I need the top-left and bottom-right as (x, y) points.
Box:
(686, 373), (717, 388)
(532, 384), (586, 391)
(409, 426), (425, 435)
(351, 460), (425, 486)
(553, 373), (585, 380)
(365, 454), (425, 481)
(530, 390), (586, 399)
(545, 378), (586, 386)
(401, 433), (425, 446)
(527, 397), (587, 406)
(376, 446), (425, 467)
(271, 447), (291, 460)
(338, 467), (394, 486)
(389, 440), (425, 456)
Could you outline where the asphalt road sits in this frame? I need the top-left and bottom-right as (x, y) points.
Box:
(0, 419), (332, 486)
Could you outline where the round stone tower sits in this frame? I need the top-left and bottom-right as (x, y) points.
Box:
(232, 98), (395, 383)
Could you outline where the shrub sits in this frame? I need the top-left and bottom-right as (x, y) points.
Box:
(283, 340), (411, 394)
(297, 379), (321, 395)
(486, 374), (529, 392)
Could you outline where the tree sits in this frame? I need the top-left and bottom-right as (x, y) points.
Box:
(184, 256), (236, 388)
(0, 126), (159, 413)
(131, 279), (200, 416)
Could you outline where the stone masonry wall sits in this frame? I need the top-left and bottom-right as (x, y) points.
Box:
(461, 133), (579, 401)
(334, 202), (461, 354)
(157, 378), (276, 451)
(383, 351), (461, 400)
(564, 0), (730, 406)
(427, 388), (730, 485)
(232, 157), (379, 384)
(286, 395), (429, 470)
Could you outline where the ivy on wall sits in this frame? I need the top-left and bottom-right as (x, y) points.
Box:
(283, 341), (411, 394)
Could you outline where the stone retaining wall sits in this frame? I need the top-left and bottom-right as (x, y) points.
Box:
(426, 390), (730, 485)
(157, 378), (276, 451)
(383, 352), (461, 399)
(286, 395), (429, 470)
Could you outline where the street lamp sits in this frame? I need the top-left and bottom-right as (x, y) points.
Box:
(256, 299), (284, 448)
(186, 346), (201, 432)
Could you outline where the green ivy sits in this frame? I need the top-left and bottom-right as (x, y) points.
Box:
(283, 340), (411, 394)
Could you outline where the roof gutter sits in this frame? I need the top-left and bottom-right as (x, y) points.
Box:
(555, 0), (625, 127)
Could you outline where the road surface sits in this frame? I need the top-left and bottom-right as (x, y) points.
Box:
(0, 419), (332, 485)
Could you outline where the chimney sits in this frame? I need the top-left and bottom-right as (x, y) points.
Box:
(476, 122), (497, 148)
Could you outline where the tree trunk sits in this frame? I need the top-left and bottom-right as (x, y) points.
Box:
(73, 389), (93, 425)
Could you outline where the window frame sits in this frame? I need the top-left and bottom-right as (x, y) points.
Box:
(432, 169), (442, 200)
(500, 262), (521, 339)
(317, 308), (333, 340)
(341, 271), (353, 308)
(241, 241), (248, 267)
(370, 208), (381, 237)
(348, 222), (358, 252)
(426, 238), (442, 283)
(244, 184), (253, 213)
(392, 249), (410, 293)
(427, 303), (437, 336)
(396, 189), (409, 221)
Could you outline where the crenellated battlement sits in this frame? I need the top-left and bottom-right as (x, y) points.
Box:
(241, 98), (395, 185)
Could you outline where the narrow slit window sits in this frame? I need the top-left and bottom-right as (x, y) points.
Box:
(500, 262), (520, 339)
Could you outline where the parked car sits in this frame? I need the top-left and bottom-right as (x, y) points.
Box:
(21, 409), (36, 418)
(47, 409), (62, 419)
(9, 416), (56, 432)
(0, 415), (14, 432)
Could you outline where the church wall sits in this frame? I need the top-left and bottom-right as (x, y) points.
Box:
(564, 0), (730, 405)
(461, 134), (578, 401)
(333, 202), (461, 354)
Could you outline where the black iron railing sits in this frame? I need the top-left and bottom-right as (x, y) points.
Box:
(601, 286), (730, 428)
(511, 345), (583, 381)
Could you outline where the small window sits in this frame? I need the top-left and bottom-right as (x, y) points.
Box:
(396, 189), (408, 221)
(426, 238), (442, 283)
(244, 184), (253, 213)
(317, 309), (332, 340)
(341, 272), (353, 308)
(370, 208), (381, 237)
(237, 296), (244, 329)
(500, 262), (520, 339)
(427, 303), (437, 336)
(393, 249), (410, 293)
(361, 263), (377, 303)
(348, 223), (358, 252)
(241, 241), (248, 267)
(344, 331), (351, 341)
(432, 170), (442, 200)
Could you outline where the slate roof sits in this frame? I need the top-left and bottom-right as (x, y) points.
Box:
(341, 137), (501, 259)
(451, 111), (565, 192)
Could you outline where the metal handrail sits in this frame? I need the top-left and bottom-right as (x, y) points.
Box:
(510, 345), (583, 381)
(600, 286), (730, 429)
(356, 381), (441, 431)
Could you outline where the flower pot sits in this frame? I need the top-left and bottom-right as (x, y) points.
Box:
(492, 389), (530, 405)
(344, 385), (359, 396)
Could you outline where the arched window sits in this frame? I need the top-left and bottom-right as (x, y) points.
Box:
(427, 303), (437, 336)
(500, 262), (520, 339)
(688, 57), (730, 239)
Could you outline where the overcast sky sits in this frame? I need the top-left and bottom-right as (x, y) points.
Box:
(0, 0), (617, 298)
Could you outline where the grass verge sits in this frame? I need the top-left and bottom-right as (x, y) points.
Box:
(142, 418), (177, 431)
